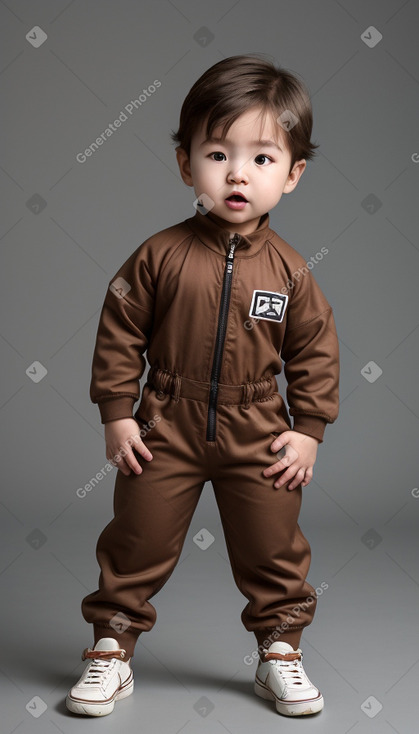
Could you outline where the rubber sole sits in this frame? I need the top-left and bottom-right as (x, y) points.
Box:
(66, 673), (134, 716)
(254, 676), (324, 716)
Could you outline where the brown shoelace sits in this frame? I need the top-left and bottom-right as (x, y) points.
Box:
(262, 651), (301, 662)
(82, 647), (127, 661)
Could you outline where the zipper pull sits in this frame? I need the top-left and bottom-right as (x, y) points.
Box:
(227, 233), (240, 260)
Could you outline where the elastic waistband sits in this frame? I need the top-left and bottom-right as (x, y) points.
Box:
(147, 366), (276, 407)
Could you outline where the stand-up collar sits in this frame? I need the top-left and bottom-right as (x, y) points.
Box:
(184, 209), (272, 257)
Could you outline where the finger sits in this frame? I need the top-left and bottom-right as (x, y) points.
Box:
(107, 453), (131, 476)
(126, 442), (155, 475)
(106, 455), (117, 468)
(273, 465), (299, 489)
(279, 444), (299, 463)
(270, 431), (291, 451)
(263, 450), (297, 476)
(132, 439), (153, 462)
(301, 468), (313, 487)
(265, 444), (299, 471)
(288, 468), (306, 491)
(107, 451), (138, 475)
(263, 458), (290, 476)
(124, 452), (143, 475)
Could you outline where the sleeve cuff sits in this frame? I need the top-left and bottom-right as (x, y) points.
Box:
(97, 396), (137, 424)
(292, 414), (328, 443)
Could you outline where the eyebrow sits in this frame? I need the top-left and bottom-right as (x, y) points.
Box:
(200, 136), (282, 151)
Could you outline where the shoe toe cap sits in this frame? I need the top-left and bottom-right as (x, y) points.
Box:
(69, 685), (104, 703)
(284, 684), (321, 702)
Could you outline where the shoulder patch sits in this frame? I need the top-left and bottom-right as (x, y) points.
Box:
(249, 289), (288, 323)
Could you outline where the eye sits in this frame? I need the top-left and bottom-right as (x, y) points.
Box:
(209, 152), (226, 161)
(255, 154), (273, 166)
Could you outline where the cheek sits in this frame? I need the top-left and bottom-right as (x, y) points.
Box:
(258, 178), (277, 198)
(262, 171), (287, 197)
(198, 163), (221, 188)
(191, 159), (210, 183)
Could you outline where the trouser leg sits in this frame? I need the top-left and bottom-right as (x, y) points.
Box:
(210, 397), (317, 656)
(81, 389), (206, 658)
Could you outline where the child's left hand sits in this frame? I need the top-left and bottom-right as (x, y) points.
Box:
(263, 430), (319, 490)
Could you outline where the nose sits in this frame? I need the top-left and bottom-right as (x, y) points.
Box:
(227, 161), (249, 185)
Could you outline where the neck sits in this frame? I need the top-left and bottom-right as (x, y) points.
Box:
(207, 211), (265, 236)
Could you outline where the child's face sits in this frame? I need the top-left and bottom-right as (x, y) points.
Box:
(176, 106), (307, 235)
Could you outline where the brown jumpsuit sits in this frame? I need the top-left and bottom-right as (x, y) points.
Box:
(81, 210), (339, 658)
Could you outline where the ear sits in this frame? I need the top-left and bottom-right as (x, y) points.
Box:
(176, 146), (194, 187)
(283, 159), (307, 194)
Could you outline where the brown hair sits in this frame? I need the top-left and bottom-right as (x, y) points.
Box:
(170, 54), (319, 171)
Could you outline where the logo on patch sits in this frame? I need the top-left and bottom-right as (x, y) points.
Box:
(249, 290), (288, 323)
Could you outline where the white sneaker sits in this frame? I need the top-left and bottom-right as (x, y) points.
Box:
(66, 637), (134, 716)
(254, 641), (323, 716)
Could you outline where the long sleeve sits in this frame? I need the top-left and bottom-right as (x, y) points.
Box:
(89, 245), (155, 424)
(281, 271), (340, 443)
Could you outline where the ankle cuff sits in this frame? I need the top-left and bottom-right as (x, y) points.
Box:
(92, 624), (141, 659)
(253, 626), (303, 654)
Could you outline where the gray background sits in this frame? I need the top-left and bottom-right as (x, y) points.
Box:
(1, 0), (418, 732)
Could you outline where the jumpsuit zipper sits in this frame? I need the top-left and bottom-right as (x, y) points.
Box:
(206, 232), (241, 442)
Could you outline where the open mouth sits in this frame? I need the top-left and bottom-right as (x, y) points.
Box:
(225, 193), (248, 209)
(226, 194), (248, 202)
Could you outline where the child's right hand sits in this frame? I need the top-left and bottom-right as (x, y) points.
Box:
(104, 418), (153, 476)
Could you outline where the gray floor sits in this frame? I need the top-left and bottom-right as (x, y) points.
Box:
(2, 480), (417, 734)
